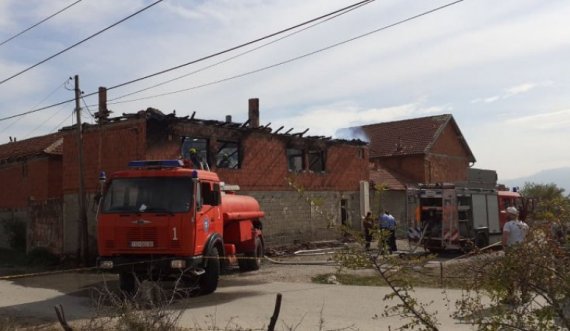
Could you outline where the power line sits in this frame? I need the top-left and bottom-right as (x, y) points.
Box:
(0, 0), (375, 122)
(51, 111), (75, 133)
(0, 0), (164, 86)
(24, 104), (69, 139)
(0, 78), (70, 133)
(0, 97), (75, 122)
(0, 0), (82, 48)
(109, 0), (465, 105)
(109, 0), (375, 103)
(101, 0), (376, 92)
(0, 0), (463, 122)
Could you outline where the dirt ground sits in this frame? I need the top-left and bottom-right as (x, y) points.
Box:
(3, 239), (462, 293)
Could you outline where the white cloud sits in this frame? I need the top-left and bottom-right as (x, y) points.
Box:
(506, 108), (570, 130)
(505, 83), (536, 96)
(471, 81), (552, 104)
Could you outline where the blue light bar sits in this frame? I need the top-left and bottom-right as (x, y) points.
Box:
(128, 160), (184, 168)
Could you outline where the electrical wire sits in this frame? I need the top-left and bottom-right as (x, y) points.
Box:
(51, 110), (75, 133)
(81, 95), (96, 123)
(101, 0), (375, 93)
(24, 104), (69, 138)
(0, 0), (82, 48)
(0, 0), (375, 121)
(0, 78), (70, 135)
(0, 0), (164, 86)
(108, 0), (375, 102)
(109, 0), (465, 105)
(0, 0), (463, 122)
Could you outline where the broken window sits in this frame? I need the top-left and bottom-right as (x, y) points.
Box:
(216, 141), (239, 169)
(181, 137), (209, 169)
(287, 148), (304, 172)
(308, 150), (325, 172)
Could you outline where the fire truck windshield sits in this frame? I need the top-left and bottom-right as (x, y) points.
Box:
(102, 177), (193, 214)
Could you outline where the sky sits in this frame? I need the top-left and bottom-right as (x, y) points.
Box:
(0, 0), (569, 183)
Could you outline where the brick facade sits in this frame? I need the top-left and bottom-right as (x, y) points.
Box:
(62, 119), (146, 193)
(0, 156), (61, 209)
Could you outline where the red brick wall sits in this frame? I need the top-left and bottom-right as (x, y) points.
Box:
(0, 157), (60, 208)
(151, 126), (369, 191)
(219, 133), (369, 191)
(425, 154), (469, 183)
(62, 119), (146, 193)
(61, 118), (367, 193)
(376, 155), (426, 183)
(431, 125), (469, 157)
(374, 124), (471, 184)
(427, 124), (470, 182)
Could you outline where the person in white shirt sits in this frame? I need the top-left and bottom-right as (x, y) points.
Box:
(501, 206), (530, 304)
(502, 206), (529, 247)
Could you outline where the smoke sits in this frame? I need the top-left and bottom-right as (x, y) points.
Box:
(334, 127), (370, 142)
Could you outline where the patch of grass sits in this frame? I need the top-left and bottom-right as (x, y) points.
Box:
(313, 262), (473, 289)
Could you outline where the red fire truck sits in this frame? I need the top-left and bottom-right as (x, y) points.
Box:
(409, 184), (529, 252)
(97, 160), (265, 294)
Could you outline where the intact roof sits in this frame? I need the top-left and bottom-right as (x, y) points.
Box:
(359, 114), (475, 162)
(0, 133), (63, 162)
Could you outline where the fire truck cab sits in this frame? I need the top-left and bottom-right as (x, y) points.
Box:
(97, 160), (265, 295)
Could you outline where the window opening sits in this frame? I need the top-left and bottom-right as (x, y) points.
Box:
(201, 182), (220, 206)
(340, 199), (348, 226)
(287, 148), (304, 172)
(308, 150), (325, 172)
(181, 137), (209, 170)
(216, 141), (239, 169)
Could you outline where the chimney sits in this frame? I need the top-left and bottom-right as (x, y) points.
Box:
(225, 115), (232, 123)
(95, 86), (110, 123)
(248, 98), (259, 128)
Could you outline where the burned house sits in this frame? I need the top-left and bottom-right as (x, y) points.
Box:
(0, 98), (369, 255)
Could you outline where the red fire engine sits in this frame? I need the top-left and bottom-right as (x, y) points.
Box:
(409, 184), (531, 252)
(97, 160), (265, 294)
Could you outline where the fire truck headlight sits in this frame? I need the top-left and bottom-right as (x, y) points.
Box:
(171, 260), (186, 269)
(99, 260), (114, 269)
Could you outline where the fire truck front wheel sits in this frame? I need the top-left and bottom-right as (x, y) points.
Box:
(119, 272), (138, 295)
(199, 247), (220, 294)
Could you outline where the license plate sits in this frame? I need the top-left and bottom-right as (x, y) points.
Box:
(130, 241), (154, 248)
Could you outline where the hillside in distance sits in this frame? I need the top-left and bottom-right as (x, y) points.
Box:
(501, 167), (570, 194)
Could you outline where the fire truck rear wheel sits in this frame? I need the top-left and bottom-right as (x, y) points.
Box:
(199, 246), (220, 294)
(475, 232), (489, 248)
(119, 272), (138, 295)
(239, 237), (263, 272)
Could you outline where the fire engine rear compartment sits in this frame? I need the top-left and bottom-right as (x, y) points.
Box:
(418, 185), (502, 251)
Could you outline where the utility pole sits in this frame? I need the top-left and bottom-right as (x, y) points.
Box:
(74, 75), (89, 264)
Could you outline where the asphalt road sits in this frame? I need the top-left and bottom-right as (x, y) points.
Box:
(0, 266), (479, 331)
